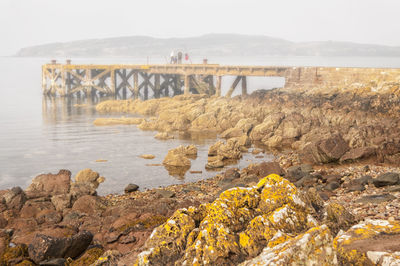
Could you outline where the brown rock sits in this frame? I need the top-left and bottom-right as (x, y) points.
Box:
(25, 170), (71, 199)
(302, 134), (349, 164)
(51, 194), (72, 212)
(28, 231), (93, 263)
(340, 147), (375, 163)
(72, 195), (106, 216)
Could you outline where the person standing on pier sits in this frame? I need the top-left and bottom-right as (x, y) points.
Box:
(170, 51), (175, 64)
(185, 53), (189, 63)
(177, 51), (183, 64)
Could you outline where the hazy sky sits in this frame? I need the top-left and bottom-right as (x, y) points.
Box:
(1, 0), (400, 55)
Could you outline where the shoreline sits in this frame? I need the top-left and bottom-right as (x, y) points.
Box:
(1, 88), (400, 264)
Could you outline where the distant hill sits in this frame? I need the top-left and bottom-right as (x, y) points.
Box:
(16, 33), (400, 57)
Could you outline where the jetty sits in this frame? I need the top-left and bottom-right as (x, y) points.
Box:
(42, 60), (400, 98)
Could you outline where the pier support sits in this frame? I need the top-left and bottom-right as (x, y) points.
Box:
(216, 76), (222, 97)
(184, 75), (191, 95)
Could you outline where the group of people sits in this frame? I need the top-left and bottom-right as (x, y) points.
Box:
(170, 51), (189, 64)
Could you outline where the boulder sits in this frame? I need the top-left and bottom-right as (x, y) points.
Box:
(302, 134), (349, 164)
(124, 184), (139, 194)
(140, 154), (155, 159)
(340, 146), (375, 163)
(74, 169), (103, 189)
(25, 170), (71, 198)
(240, 225), (336, 265)
(71, 195), (107, 216)
(154, 132), (174, 140)
(28, 231), (93, 264)
(136, 174), (321, 265)
(373, 172), (400, 187)
(163, 145), (196, 168)
(93, 117), (143, 126)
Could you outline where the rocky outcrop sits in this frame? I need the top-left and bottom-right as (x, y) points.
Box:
(135, 174), (355, 265)
(206, 138), (243, 169)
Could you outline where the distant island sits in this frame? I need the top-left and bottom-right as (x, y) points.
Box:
(16, 33), (400, 57)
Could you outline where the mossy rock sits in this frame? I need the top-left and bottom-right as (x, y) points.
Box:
(70, 247), (104, 266)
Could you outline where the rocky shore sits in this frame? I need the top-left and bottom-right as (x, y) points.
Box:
(1, 88), (400, 265)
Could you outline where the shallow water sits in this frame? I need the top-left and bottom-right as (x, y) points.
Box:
(0, 56), (399, 195)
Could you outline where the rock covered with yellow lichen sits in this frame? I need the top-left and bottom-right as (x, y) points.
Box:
(334, 219), (400, 265)
(240, 225), (337, 265)
(135, 174), (336, 265)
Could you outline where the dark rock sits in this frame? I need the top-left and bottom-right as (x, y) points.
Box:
(356, 194), (396, 204)
(241, 175), (259, 184)
(25, 170), (71, 199)
(155, 189), (175, 198)
(347, 183), (365, 192)
(286, 165), (305, 182)
(373, 172), (400, 187)
(385, 185), (400, 192)
(294, 174), (316, 188)
(223, 168), (240, 181)
(28, 231), (93, 264)
(325, 174), (342, 184)
(340, 147), (375, 163)
(302, 134), (349, 164)
(39, 258), (66, 266)
(245, 162), (284, 179)
(325, 181), (340, 191)
(318, 192), (331, 201)
(124, 184), (139, 194)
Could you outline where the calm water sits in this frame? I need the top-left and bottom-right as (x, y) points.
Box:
(0, 56), (399, 195)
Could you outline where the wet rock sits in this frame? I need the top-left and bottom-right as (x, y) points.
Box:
(205, 156), (224, 169)
(373, 172), (400, 187)
(334, 219), (400, 265)
(28, 231), (93, 264)
(93, 117), (143, 126)
(154, 132), (174, 140)
(240, 225), (336, 265)
(25, 170), (71, 199)
(139, 154), (155, 159)
(356, 193), (396, 204)
(74, 169), (103, 189)
(124, 184), (139, 193)
(222, 168), (240, 181)
(163, 146), (192, 168)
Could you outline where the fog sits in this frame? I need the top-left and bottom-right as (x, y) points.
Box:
(1, 0), (400, 56)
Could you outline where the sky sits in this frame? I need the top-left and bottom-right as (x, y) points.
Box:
(1, 0), (400, 56)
